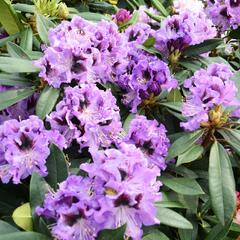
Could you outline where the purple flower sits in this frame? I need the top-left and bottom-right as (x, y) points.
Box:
(124, 115), (170, 170)
(205, 0), (240, 32)
(37, 175), (103, 240)
(155, 10), (216, 57)
(0, 116), (65, 184)
(112, 9), (132, 26)
(35, 16), (128, 88)
(81, 143), (161, 240)
(181, 63), (239, 131)
(47, 85), (122, 149)
(114, 49), (177, 112)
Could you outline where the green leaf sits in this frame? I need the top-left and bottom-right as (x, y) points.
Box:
(13, 3), (35, 13)
(30, 173), (50, 231)
(231, 71), (240, 100)
(0, 73), (33, 87)
(230, 222), (240, 233)
(0, 0), (23, 35)
(183, 39), (223, 57)
(0, 32), (20, 47)
(156, 207), (193, 229)
(218, 128), (240, 155)
(97, 224), (126, 240)
(123, 113), (135, 132)
(151, 0), (168, 16)
(205, 220), (232, 240)
(160, 177), (204, 195)
(167, 129), (204, 159)
(0, 57), (39, 73)
(36, 86), (60, 120)
(155, 201), (186, 209)
(0, 232), (50, 240)
(0, 88), (35, 111)
(158, 102), (182, 112)
(0, 220), (19, 234)
(177, 144), (204, 166)
(143, 37), (156, 48)
(36, 14), (55, 44)
(167, 89), (182, 102)
(45, 144), (68, 190)
(76, 12), (110, 22)
(142, 230), (169, 240)
(7, 42), (30, 59)
(229, 26), (240, 39)
(209, 141), (236, 225)
(12, 203), (33, 231)
(20, 27), (33, 51)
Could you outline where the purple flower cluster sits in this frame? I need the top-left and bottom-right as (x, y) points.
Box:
(0, 116), (65, 184)
(205, 0), (240, 32)
(35, 16), (128, 88)
(115, 48), (177, 112)
(124, 115), (170, 170)
(154, 10), (217, 57)
(181, 63), (239, 131)
(38, 143), (161, 240)
(48, 84), (122, 150)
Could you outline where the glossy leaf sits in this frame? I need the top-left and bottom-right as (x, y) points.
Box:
(143, 230), (169, 240)
(123, 113), (135, 132)
(20, 27), (33, 51)
(97, 224), (126, 240)
(160, 177), (204, 195)
(0, 220), (19, 235)
(0, 88), (35, 111)
(156, 207), (193, 229)
(0, 73), (33, 87)
(45, 144), (68, 190)
(36, 14), (55, 44)
(0, 0), (23, 35)
(177, 144), (204, 166)
(7, 42), (30, 59)
(0, 57), (39, 73)
(12, 203), (33, 231)
(209, 142), (236, 225)
(183, 39), (223, 57)
(0, 232), (50, 240)
(167, 129), (204, 159)
(36, 86), (60, 120)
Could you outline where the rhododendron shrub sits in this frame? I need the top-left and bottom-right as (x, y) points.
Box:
(0, 0), (240, 239)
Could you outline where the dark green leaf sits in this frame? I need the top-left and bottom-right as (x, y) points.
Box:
(45, 144), (68, 190)
(97, 224), (126, 240)
(0, 73), (33, 87)
(167, 89), (182, 102)
(0, 88), (35, 111)
(209, 141), (236, 225)
(143, 37), (156, 48)
(20, 27), (33, 51)
(0, 232), (50, 240)
(0, 220), (19, 235)
(36, 86), (60, 120)
(0, 0), (23, 35)
(30, 173), (50, 231)
(0, 57), (39, 73)
(183, 39), (223, 57)
(7, 42), (30, 59)
(156, 207), (193, 229)
(155, 201), (186, 209)
(76, 12), (110, 22)
(143, 230), (169, 240)
(36, 14), (55, 44)
(167, 129), (204, 159)
(177, 144), (204, 166)
(123, 113), (135, 132)
(158, 102), (182, 112)
(160, 177), (204, 195)
(229, 26), (240, 39)
(205, 220), (232, 240)
(151, 0), (168, 16)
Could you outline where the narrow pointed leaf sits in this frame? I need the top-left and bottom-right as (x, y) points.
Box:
(209, 141), (236, 225)
(7, 42), (30, 59)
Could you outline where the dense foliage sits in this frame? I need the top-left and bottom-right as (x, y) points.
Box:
(0, 0), (240, 239)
